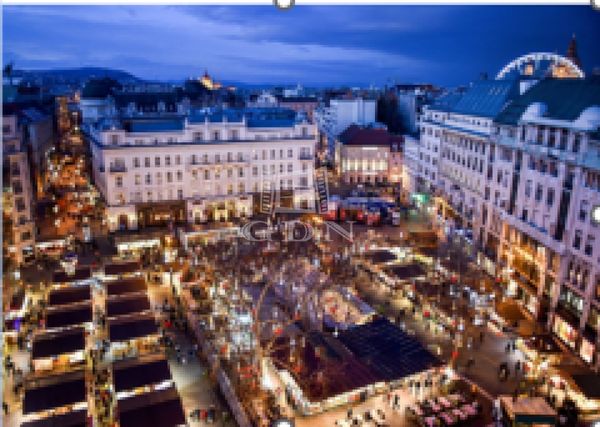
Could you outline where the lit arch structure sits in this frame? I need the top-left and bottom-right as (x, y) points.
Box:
(496, 52), (584, 80)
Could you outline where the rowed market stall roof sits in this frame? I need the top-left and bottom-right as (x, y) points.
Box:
(385, 263), (427, 280)
(363, 250), (397, 264)
(338, 317), (442, 382)
(9, 289), (25, 311)
(104, 261), (141, 276)
(523, 334), (562, 354)
(106, 278), (147, 296)
(23, 370), (86, 414)
(45, 302), (92, 329)
(109, 314), (158, 342)
(107, 294), (151, 318)
(48, 285), (91, 307)
(20, 408), (87, 427)
(32, 326), (85, 359)
(117, 386), (186, 427)
(556, 364), (600, 400)
(113, 356), (172, 392)
(495, 300), (526, 323)
(571, 373), (600, 400)
(408, 231), (438, 247)
(52, 267), (92, 283)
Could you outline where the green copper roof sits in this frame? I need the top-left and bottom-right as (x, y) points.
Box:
(495, 76), (600, 125)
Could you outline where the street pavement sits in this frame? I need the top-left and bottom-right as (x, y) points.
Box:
(147, 279), (236, 426)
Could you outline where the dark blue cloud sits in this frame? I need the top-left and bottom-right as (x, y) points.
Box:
(3, 5), (600, 87)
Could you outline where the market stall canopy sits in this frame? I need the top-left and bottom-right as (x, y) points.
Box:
(23, 370), (86, 414)
(338, 317), (442, 381)
(570, 373), (600, 399)
(363, 250), (397, 264)
(107, 294), (151, 318)
(106, 278), (147, 296)
(9, 289), (25, 311)
(48, 285), (91, 307)
(499, 396), (557, 425)
(46, 302), (92, 329)
(408, 231), (438, 247)
(385, 263), (427, 280)
(523, 334), (562, 354)
(32, 326), (85, 359)
(109, 313), (158, 342)
(20, 408), (87, 427)
(116, 386), (186, 427)
(113, 356), (172, 392)
(495, 300), (525, 323)
(52, 267), (91, 283)
(104, 261), (141, 276)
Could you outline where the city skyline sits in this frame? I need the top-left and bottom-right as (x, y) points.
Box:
(4, 5), (600, 87)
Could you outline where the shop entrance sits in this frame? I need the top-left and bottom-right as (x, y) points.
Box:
(118, 214), (129, 231)
(137, 202), (185, 228)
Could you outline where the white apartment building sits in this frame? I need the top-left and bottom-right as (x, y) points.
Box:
(417, 80), (519, 256)
(492, 77), (600, 366)
(412, 75), (600, 368)
(3, 115), (36, 265)
(89, 108), (317, 231)
(315, 98), (376, 137)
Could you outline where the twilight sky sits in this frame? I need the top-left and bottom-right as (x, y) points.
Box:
(3, 5), (600, 87)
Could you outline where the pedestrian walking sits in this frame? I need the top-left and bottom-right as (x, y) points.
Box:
(479, 330), (484, 343)
(3, 401), (9, 415)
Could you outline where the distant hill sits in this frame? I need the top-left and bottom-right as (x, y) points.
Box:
(21, 67), (142, 84)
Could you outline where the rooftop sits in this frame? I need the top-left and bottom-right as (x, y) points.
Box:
(495, 76), (600, 125)
(104, 261), (141, 276)
(117, 387), (186, 427)
(108, 313), (158, 342)
(32, 327), (86, 359)
(20, 408), (87, 427)
(52, 267), (92, 283)
(113, 356), (172, 392)
(106, 278), (147, 296)
(47, 285), (91, 307)
(23, 370), (86, 414)
(338, 317), (442, 382)
(339, 124), (403, 147)
(45, 302), (92, 329)
(447, 79), (519, 118)
(107, 294), (151, 318)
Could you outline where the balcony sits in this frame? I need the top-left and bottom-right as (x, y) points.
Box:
(298, 153), (313, 160)
(109, 164), (127, 173)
